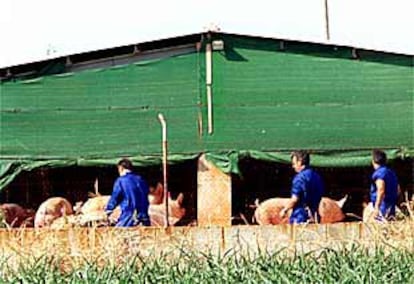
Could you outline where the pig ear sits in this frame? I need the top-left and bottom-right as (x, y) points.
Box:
(336, 195), (348, 209)
(73, 202), (83, 213)
(176, 193), (184, 205)
(151, 182), (163, 194)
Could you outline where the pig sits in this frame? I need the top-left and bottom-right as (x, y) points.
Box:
(21, 209), (36, 227)
(50, 210), (110, 228)
(254, 196), (347, 225)
(34, 197), (73, 228)
(147, 183), (186, 226)
(0, 203), (35, 227)
(80, 196), (115, 215)
(79, 195), (120, 226)
(362, 203), (377, 223)
(363, 192), (414, 222)
(362, 202), (404, 222)
(50, 215), (82, 229)
(149, 193), (186, 226)
(78, 192), (185, 226)
(148, 182), (164, 205)
(319, 196), (347, 223)
(80, 181), (164, 213)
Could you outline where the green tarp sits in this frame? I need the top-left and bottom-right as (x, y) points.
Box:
(1, 34), (413, 189)
(205, 148), (407, 175)
(207, 36), (413, 152)
(1, 56), (202, 157)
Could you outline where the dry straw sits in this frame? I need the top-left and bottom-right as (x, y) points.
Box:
(0, 219), (413, 272)
(0, 220), (413, 282)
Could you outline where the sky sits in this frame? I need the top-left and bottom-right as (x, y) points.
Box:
(0, 0), (413, 68)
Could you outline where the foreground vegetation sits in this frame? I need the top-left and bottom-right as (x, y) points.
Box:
(1, 199), (412, 282)
(0, 244), (413, 283)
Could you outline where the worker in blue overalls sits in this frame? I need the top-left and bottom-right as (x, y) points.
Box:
(280, 150), (324, 224)
(370, 149), (400, 221)
(105, 158), (151, 227)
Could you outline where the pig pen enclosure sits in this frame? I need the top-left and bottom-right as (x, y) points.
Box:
(232, 156), (414, 225)
(0, 159), (198, 227)
(1, 155), (413, 227)
(0, 155), (413, 282)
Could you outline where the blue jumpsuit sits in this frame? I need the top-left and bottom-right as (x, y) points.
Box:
(370, 166), (398, 220)
(290, 167), (324, 224)
(105, 172), (150, 227)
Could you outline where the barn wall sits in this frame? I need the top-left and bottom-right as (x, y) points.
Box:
(208, 34), (413, 153)
(1, 34), (412, 191)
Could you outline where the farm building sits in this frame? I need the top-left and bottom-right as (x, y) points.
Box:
(0, 32), (413, 226)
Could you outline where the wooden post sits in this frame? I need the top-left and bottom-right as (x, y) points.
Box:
(197, 154), (231, 226)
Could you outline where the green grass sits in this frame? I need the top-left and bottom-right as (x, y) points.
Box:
(1, 244), (413, 283)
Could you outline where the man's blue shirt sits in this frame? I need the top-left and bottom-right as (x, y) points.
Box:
(290, 167), (324, 224)
(370, 166), (398, 218)
(105, 172), (150, 227)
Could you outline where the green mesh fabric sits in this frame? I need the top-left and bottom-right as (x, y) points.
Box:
(1, 34), (413, 189)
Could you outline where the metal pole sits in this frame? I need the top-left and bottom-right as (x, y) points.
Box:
(324, 0), (331, 40)
(158, 113), (169, 227)
(206, 42), (214, 134)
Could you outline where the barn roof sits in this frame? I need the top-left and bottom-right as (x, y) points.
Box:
(1, 29), (413, 81)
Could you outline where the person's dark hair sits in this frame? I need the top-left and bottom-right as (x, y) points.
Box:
(291, 150), (310, 166)
(118, 158), (133, 170)
(372, 149), (387, 166)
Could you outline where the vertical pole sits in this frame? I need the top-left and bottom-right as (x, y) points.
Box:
(206, 85), (213, 134)
(158, 113), (169, 227)
(94, 177), (99, 196)
(206, 41), (213, 134)
(206, 43), (212, 86)
(324, 0), (331, 40)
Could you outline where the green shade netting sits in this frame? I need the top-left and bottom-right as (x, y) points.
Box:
(1, 34), (413, 190)
(0, 154), (199, 190)
(206, 35), (413, 153)
(205, 148), (408, 175)
(1, 55), (203, 157)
